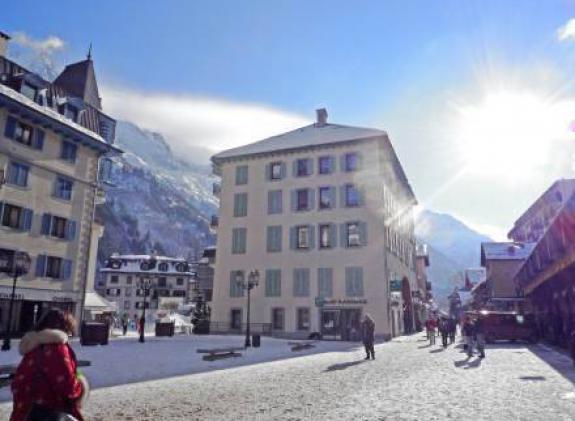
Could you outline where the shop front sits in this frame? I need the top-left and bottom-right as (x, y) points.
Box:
(0, 287), (78, 337)
(317, 298), (366, 341)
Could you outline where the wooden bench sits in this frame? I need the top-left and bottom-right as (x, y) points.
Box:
(197, 347), (243, 361)
(288, 341), (316, 352)
(0, 360), (91, 389)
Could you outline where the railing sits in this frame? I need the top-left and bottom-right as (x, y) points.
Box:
(208, 322), (272, 336)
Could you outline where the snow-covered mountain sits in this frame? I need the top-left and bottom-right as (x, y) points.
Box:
(96, 121), (217, 269)
(415, 209), (493, 306)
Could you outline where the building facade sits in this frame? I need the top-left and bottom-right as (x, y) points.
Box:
(413, 243), (431, 329)
(0, 32), (119, 336)
(100, 254), (194, 323)
(192, 246), (215, 303)
(210, 109), (417, 340)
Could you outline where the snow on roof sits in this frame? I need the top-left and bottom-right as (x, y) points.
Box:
(481, 242), (536, 261)
(212, 123), (387, 161)
(109, 254), (187, 262)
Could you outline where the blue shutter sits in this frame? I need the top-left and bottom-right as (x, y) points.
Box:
(289, 226), (297, 250)
(4, 116), (16, 139)
(340, 223), (348, 248)
(308, 189), (315, 211)
(6, 163), (17, 185)
(330, 187), (337, 208)
(18, 165), (29, 187)
(61, 259), (73, 281)
(67, 220), (77, 241)
(267, 191), (274, 214)
(307, 158), (314, 175)
(359, 222), (367, 246)
(33, 129), (45, 150)
(265, 163), (271, 181)
(330, 223), (338, 248)
(339, 186), (346, 208)
(35, 254), (46, 277)
(329, 156), (336, 173)
(290, 190), (297, 212)
(21, 208), (33, 231)
(41, 214), (52, 235)
(308, 224), (316, 249)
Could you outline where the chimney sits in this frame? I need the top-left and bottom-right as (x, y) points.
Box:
(316, 108), (328, 127)
(0, 31), (10, 57)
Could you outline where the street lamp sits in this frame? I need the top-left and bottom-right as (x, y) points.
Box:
(1, 251), (31, 351)
(137, 277), (154, 343)
(236, 270), (260, 348)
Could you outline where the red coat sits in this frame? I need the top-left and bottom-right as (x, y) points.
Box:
(10, 329), (85, 421)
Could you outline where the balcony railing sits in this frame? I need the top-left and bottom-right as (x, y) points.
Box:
(210, 215), (219, 229)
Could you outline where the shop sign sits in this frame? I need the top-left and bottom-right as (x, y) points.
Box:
(52, 296), (74, 303)
(316, 298), (368, 307)
(390, 280), (403, 292)
(0, 292), (24, 300)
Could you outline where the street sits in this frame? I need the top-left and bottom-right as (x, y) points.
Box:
(3, 334), (574, 420)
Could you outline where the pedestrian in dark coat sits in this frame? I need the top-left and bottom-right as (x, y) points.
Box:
(439, 318), (449, 348)
(361, 314), (375, 360)
(462, 317), (475, 357)
(448, 318), (456, 344)
(474, 315), (486, 358)
(121, 313), (129, 336)
(10, 309), (88, 421)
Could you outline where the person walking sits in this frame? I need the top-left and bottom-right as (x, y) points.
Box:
(475, 314), (486, 358)
(448, 318), (456, 344)
(462, 316), (475, 357)
(439, 317), (449, 348)
(10, 308), (88, 421)
(425, 318), (436, 345)
(121, 313), (129, 336)
(361, 314), (376, 360)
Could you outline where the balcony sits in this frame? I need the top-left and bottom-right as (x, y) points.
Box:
(212, 182), (221, 197)
(210, 215), (219, 229)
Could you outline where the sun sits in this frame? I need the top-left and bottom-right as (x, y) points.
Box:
(454, 90), (570, 181)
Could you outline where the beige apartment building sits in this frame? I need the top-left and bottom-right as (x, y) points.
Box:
(211, 109), (417, 340)
(0, 32), (119, 335)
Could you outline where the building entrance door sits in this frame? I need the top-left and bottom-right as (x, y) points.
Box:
(321, 310), (340, 340)
(340, 309), (361, 341)
(19, 301), (43, 335)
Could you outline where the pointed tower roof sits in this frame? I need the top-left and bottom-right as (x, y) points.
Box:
(54, 55), (102, 110)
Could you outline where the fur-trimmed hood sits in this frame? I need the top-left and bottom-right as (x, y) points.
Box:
(19, 329), (69, 355)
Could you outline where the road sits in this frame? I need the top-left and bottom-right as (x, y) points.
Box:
(2, 334), (575, 420)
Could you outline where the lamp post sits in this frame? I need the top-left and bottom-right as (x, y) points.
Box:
(237, 270), (260, 348)
(1, 251), (31, 351)
(137, 277), (154, 343)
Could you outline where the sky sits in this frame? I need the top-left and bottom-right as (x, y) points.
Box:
(4, 0), (575, 240)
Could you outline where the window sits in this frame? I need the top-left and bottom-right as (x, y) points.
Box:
(265, 269), (281, 297)
(50, 216), (67, 239)
(125, 287), (132, 297)
(233, 193), (248, 217)
(4, 116), (43, 149)
(106, 288), (121, 296)
(297, 308), (310, 331)
(127, 276), (133, 285)
(232, 228), (247, 254)
(157, 277), (167, 287)
(344, 152), (359, 172)
(136, 289), (151, 297)
(235, 165), (248, 185)
(293, 268), (310, 297)
(319, 187), (334, 210)
(111, 275), (119, 284)
(270, 162), (283, 180)
(54, 177), (74, 201)
(230, 309), (242, 329)
(41, 214), (76, 240)
(61, 141), (77, 164)
(46, 256), (62, 279)
(173, 290), (186, 297)
(318, 156), (334, 175)
(266, 226), (282, 252)
(1, 204), (32, 230)
(176, 278), (184, 286)
(63, 105), (78, 122)
(267, 190), (282, 214)
(135, 302), (150, 310)
(7, 162), (29, 187)
(21, 83), (37, 101)
(297, 226), (309, 249)
(124, 301), (131, 310)
(295, 158), (312, 177)
(229, 271), (245, 297)
(345, 267), (364, 297)
(271, 308), (285, 330)
(297, 189), (308, 211)
(319, 224), (333, 249)
(346, 222), (361, 247)
(317, 268), (333, 298)
(344, 184), (361, 207)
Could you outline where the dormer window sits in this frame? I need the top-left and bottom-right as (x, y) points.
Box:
(158, 262), (169, 272)
(20, 82), (37, 102)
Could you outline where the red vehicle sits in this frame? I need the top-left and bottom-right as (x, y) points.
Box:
(475, 311), (538, 343)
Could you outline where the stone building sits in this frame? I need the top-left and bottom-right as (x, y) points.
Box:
(0, 32), (119, 336)
(210, 109), (417, 340)
(100, 254), (195, 323)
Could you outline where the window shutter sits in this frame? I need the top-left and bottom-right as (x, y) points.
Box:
(267, 191), (273, 214)
(357, 152), (364, 170)
(356, 268), (364, 296)
(21, 208), (33, 231)
(266, 226), (273, 252)
(18, 165), (28, 187)
(264, 163), (271, 181)
(307, 158), (314, 175)
(329, 156), (336, 173)
(4, 116), (16, 139)
(358, 186), (366, 206)
(61, 259), (73, 281)
(6, 163), (17, 185)
(339, 186), (346, 208)
(33, 129), (45, 150)
(330, 223), (338, 248)
(289, 226), (296, 250)
(308, 189), (315, 211)
(292, 160), (298, 177)
(66, 220), (77, 241)
(35, 254), (46, 277)
(290, 190), (297, 212)
(280, 162), (287, 179)
(359, 222), (368, 246)
(41, 214), (52, 235)
(308, 224), (316, 249)
(340, 223), (347, 248)
(340, 154), (346, 172)
(330, 187), (337, 208)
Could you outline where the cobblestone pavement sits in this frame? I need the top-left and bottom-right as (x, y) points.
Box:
(2, 334), (575, 420)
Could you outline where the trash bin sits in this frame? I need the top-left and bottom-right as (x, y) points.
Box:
(155, 321), (175, 337)
(252, 334), (261, 347)
(80, 322), (109, 346)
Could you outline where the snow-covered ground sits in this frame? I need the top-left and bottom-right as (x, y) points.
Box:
(2, 333), (575, 420)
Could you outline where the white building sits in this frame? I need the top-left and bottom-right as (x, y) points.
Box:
(100, 254), (195, 323)
(210, 109), (417, 340)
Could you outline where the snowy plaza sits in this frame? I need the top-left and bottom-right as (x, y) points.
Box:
(2, 333), (575, 420)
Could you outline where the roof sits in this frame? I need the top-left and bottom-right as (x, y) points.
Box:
(0, 30), (10, 40)
(101, 254), (194, 276)
(54, 58), (101, 110)
(108, 254), (187, 261)
(212, 123), (387, 161)
(84, 291), (117, 311)
(481, 242), (536, 263)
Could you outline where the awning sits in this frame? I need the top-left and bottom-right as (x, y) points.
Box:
(84, 291), (117, 312)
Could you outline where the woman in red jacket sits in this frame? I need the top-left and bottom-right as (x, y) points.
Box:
(10, 308), (88, 421)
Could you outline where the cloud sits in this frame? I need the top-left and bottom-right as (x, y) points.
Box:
(8, 32), (66, 79)
(101, 86), (310, 157)
(11, 32), (65, 52)
(557, 18), (575, 42)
